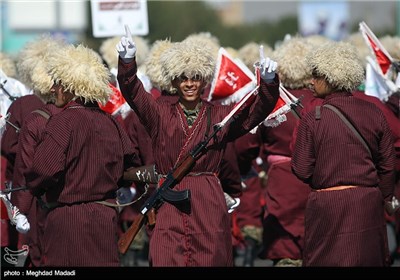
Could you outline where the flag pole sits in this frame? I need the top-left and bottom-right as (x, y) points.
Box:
(215, 85), (259, 128)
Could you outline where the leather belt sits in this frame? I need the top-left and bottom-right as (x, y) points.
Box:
(314, 185), (358, 192)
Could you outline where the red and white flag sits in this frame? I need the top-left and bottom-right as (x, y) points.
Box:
(359, 21), (393, 76)
(365, 56), (398, 101)
(208, 48), (257, 105)
(98, 83), (127, 115)
(261, 84), (301, 127)
(210, 48), (301, 129)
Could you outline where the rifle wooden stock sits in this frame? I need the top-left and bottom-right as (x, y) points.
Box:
(118, 213), (146, 254)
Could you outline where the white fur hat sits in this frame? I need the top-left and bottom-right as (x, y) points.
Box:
(0, 52), (17, 78)
(144, 38), (176, 93)
(30, 60), (57, 102)
(307, 41), (364, 92)
(159, 41), (215, 88)
(224, 47), (239, 59)
(183, 32), (220, 59)
(304, 35), (332, 47)
(44, 44), (112, 104)
(17, 34), (65, 89)
(100, 36), (150, 69)
(238, 42), (272, 71)
(272, 37), (313, 89)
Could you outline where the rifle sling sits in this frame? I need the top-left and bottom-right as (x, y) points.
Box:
(318, 104), (372, 157)
(32, 109), (50, 120)
(39, 198), (131, 210)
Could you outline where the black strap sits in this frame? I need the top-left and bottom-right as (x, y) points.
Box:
(315, 106), (321, 120)
(32, 109), (50, 120)
(323, 104), (372, 157)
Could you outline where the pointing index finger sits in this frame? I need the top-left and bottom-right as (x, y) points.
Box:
(124, 24), (133, 40)
(259, 45), (265, 60)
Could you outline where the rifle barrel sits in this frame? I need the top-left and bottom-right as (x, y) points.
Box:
(1, 186), (28, 194)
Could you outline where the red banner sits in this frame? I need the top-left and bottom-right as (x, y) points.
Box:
(209, 48), (256, 105)
(359, 21), (393, 76)
(98, 83), (126, 115)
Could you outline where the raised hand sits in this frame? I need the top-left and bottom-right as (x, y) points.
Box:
(116, 25), (137, 63)
(258, 45), (277, 82)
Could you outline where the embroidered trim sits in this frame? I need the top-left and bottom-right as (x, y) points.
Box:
(175, 105), (206, 166)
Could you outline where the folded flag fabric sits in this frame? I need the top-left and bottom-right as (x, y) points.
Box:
(365, 56), (398, 101)
(208, 48), (257, 105)
(98, 83), (126, 115)
(359, 21), (393, 76)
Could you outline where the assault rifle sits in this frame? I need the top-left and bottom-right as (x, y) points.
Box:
(118, 125), (222, 254)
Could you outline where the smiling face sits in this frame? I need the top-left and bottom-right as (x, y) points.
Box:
(172, 74), (207, 110)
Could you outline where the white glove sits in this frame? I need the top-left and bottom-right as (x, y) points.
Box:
(117, 186), (136, 204)
(116, 25), (136, 63)
(15, 213), (30, 234)
(385, 196), (400, 216)
(258, 45), (277, 82)
(224, 192), (240, 213)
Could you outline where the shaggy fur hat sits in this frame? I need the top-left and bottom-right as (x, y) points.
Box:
(30, 60), (57, 102)
(345, 33), (370, 69)
(379, 35), (400, 60)
(17, 35), (65, 89)
(272, 37), (313, 89)
(183, 32), (220, 59)
(307, 41), (364, 92)
(224, 47), (239, 59)
(159, 41), (215, 89)
(100, 36), (150, 69)
(304, 35), (332, 47)
(144, 38), (176, 93)
(17, 34), (65, 89)
(17, 35), (67, 101)
(238, 42), (273, 71)
(44, 44), (112, 104)
(0, 52), (17, 78)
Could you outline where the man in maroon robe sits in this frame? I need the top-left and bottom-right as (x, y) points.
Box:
(117, 32), (279, 266)
(292, 41), (395, 266)
(25, 44), (139, 267)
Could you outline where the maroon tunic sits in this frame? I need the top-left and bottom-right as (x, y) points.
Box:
(1, 156), (16, 248)
(292, 92), (395, 266)
(296, 92), (400, 170)
(352, 91), (400, 171)
(259, 89), (313, 261)
(385, 93), (399, 119)
(234, 131), (264, 238)
(1, 95), (45, 253)
(11, 103), (62, 266)
(119, 94), (177, 228)
(25, 101), (138, 267)
(121, 95), (242, 251)
(218, 142), (241, 197)
(118, 58), (280, 266)
(1, 95), (44, 181)
(119, 108), (154, 228)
